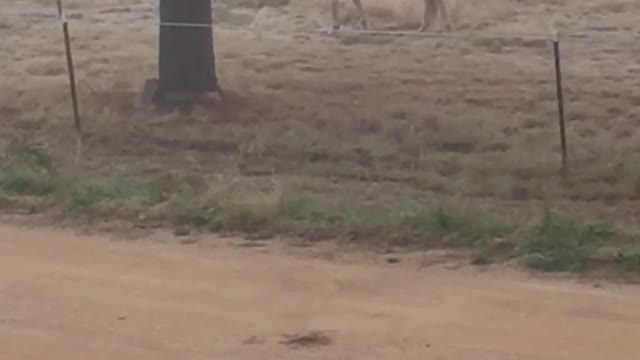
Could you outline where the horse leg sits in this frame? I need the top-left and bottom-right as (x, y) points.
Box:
(331, 0), (341, 30)
(419, 0), (436, 32)
(436, 0), (451, 31)
(352, 0), (368, 29)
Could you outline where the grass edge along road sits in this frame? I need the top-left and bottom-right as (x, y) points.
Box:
(1, 139), (639, 277)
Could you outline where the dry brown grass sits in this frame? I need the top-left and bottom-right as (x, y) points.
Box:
(327, 0), (515, 30)
(2, 0), (640, 227)
(298, 0), (640, 32)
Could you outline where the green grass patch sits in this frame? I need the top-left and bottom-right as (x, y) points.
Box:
(519, 214), (614, 272)
(0, 139), (636, 276)
(0, 140), (57, 196)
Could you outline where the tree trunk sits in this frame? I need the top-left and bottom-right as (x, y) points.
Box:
(155, 0), (221, 100)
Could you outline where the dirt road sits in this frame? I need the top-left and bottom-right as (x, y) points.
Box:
(0, 223), (639, 360)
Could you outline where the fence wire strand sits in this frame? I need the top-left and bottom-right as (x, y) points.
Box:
(5, 8), (640, 44)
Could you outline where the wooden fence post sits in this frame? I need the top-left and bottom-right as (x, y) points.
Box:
(57, 0), (83, 166)
(553, 32), (568, 176)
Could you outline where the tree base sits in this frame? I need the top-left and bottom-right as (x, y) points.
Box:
(141, 78), (224, 105)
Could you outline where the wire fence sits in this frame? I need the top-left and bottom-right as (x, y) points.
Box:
(51, 7), (573, 169)
(6, 4), (640, 41)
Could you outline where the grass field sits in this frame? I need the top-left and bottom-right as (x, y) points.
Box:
(2, 0), (640, 274)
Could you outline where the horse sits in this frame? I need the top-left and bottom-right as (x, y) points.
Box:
(331, 0), (451, 32)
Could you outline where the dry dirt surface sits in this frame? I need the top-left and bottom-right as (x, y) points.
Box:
(1, 223), (639, 360)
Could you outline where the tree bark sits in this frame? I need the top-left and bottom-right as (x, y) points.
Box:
(155, 0), (221, 100)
